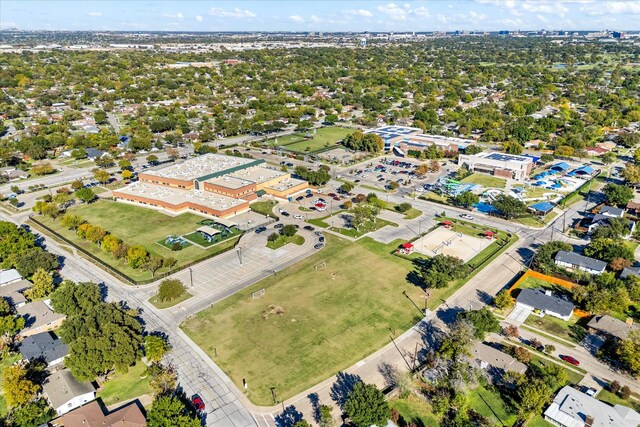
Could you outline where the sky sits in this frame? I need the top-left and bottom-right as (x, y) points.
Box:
(1, 0), (639, 32)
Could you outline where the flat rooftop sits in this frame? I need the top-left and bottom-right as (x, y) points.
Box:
(265, 177), (307, 192)
(484, 152), (533, 163)
(143, 154), (262, 182)
(230, 166), (287, 184)
(115, 182), (247, 210)
(206, 175), (255, 190)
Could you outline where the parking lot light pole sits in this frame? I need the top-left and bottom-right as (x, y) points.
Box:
(188, 267), (193, 288)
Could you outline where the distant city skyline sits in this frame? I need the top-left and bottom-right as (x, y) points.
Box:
(1, 0), (639, 33)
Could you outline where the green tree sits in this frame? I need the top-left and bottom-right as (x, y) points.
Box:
(147, 395), (201, 427)
(122, 169), (133, 180)
(517, 377), (552, 417)
(93, 169), (110, 184)
(343, 382), (390, 427)
(146, 363), (177, 397)
(142, 255), (165, 279)
(319, 405), (334, 427)
(602, 152), (616, 165)
(282, 224), (298, 237)
(145, 335), (171, 362)
(340, 182), (355, 193)
(8, 398), (55, 427)
(157, 279), (186, 302)
(146, 154), (159, 164)
(437, 319), (475, 361)
(75, 187), (96, 203)
(494, 289), (514, 310)
(492, 194), (527, 219)
(603, 183), (634, 206)
(50, 281), (102, 316)
(616, 330), (640, 377)
(127, 245), (148, 269)
(584, 238), (634, 262)
(503, 140), (524, 155)
(101, 234), (121, 255)
(452, 191), (479, 208)
(60, 213), (85, 230)
(24, 268), (54, 300)
(456, 308), (500, 339)
(13, 248), (58, 277)
(2, 364), (40, 408)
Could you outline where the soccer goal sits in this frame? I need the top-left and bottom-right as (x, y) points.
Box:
(251, 288), (266, 299)
(314, 260), (327, 271)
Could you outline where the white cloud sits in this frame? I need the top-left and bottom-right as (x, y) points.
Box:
(208, 7), (257, 19)
(414, 6), (430, 17)
(163, 12), (184, 19)
(289, 15), (305, 23)
(347, 9), (373, 17)
(581, 1), (640, 15)
(87, 12), (102, 17)
(522, 1), (569, 15)
(0, 21), (19, 29)
(309, 15), (323, 24)
(377, 3), (407, 21)
(195, 15), (203, 22)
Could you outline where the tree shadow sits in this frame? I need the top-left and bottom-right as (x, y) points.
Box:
(405, 270), (425, 289)
(378, 362), (398, 388)
(329, 371), (362, 409)
(307, 392), (321, 423)
(436, 305), (464, 324)
(516, 246), (535, 265)
(475, 289), (494, 305)
(415, 319), (445, 351)
(274, 405), (303, 427)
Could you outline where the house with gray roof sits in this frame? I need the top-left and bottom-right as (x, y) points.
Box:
(0, 279), (32, 309)
(620, 266), (640, 280)
(469, 342), (527, 377)
(554, 251), (607, 275)
(587, 315), (639, 341)
(18, 331), (68, 367)
(515, 288), (575, 321)
(43, 369), (96, 416)
(0, 269), (22, 286)
(544, 385), (640, 427)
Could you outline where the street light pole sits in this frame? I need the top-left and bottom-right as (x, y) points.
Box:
(188, 267), (193, 288)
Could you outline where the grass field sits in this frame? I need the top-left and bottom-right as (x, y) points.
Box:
(35, 200), (239, 281)
(390, 394), (441, 426)
(524, 314), (586, 344)
(275, 127), (352, 153)
(597, 389), (640, 411)
(250, 200), (279, 218)
(181, 234), (425, 405)
(266, 234), (305, 250)
(462, 173), (507, 189)
(467, 385), (518, 427)
(329, 217), (398, 239)
(149, 291), (193, 309)
(527, 415), (553, 427)
(97, 362), (150, 405)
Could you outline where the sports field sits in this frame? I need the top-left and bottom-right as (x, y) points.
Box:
(181, 234), (425, 405)
(276, 126), (352, 153)
(35, 201), (239, 281)
(412, 227), (492, 261)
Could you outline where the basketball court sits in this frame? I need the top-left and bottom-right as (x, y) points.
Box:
(411, 227), (493, 262)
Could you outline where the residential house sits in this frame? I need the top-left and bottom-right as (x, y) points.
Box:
(469, 342), (527, 376)
(626, 201), (640, 217)
(85, 148), (107, 161)
(586, 315), (639, 341)
(17, 300), (66, 337)
(515, 288), (575, 321)
(18, 331), (68, 367)
(0, 166), (29, 181)
(57, 400), (146, 427)
(43, 369), (96, 416)
(587, 206), (634, 236)
(0, 269), (22, 286)
(544, 385), (640, 427)
(554, 251), (607, 275)
(620, 266), (640, 280)
(0, 278), (32, 308)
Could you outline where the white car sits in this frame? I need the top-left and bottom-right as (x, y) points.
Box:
(293, 214), (303, 220)
(459, 213), (474, 220)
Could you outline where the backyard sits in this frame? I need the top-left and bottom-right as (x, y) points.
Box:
(33, 200), (241, 282)
(273, 126), (352, 153)
(0, 353), (21, 417)
(181, 234), (425, 405)
(97, 362), (150, 406)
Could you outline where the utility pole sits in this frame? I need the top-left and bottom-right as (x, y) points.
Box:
(237, 247), (243, 265)
(188, 267), (193, 288)
(388, 328), (413, 372)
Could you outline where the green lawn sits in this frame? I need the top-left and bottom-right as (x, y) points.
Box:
(467, 385), (518, 427)
(34, 200), (240, 282)
(97, 362), (150, 406)
(328, 217), (398, 239)
(277, 127), (352, 153)
(0, 353), (21, 417)
(596, 389), (640, 411)
(266, 234), (305, 250)
(528, 354), (585, 384)
(181, 234), (425, 405)
(390, 394), (441, 426)
(250, 200), (279, 218)
(524, 314), (587, 344)
(149, 291), (193, 309)
(527, 415), (553, 427)
(461, 173), (506, 189)
(183, 226), (242, 248)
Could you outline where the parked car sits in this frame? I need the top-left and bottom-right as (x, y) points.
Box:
(314, 243), (324, 249)
(254, 226), (267, 234)
(314, 231), (323, 236)
(274, 223), (284, 229)
(306, 193), (314, 198)
(281, 211), (290, 217)
(560, 355), (580, 366)
(191, 395), (205, 411)
(295, 196), (304, 201)
(293, 214), (303, 220)
(303, 225), (315, 231)
(318, 236), (325, 243)
(459, 213), (474, 220)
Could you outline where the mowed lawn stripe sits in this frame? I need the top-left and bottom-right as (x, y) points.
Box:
(181, 234), (423, 405)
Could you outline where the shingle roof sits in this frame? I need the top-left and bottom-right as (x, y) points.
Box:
(620, 266), (640, 279)
(60, 400), (147, 427)
(555, 251), (607, 272)
(43, 370), (95, 410)
(18, 331), (68, 364)
(544, 386), (640, 427)
(0, 279), (31, 307)
(587, 315), (639, 341)
(516, 288), (575, 317)
(600, 206), (624, 217)
(469, 342), (527, 374)
(0, 269), (22, 285)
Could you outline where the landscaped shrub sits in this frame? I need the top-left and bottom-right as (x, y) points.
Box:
(157, 279), (186, 302)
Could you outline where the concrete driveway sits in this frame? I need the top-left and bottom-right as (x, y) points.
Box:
(507, 305), (532, 323)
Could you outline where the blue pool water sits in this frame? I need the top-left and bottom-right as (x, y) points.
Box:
(474, 202), (499, 214)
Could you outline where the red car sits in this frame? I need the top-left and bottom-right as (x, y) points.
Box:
(191, 394), (205, 411)
(560, 355), (580, 366)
